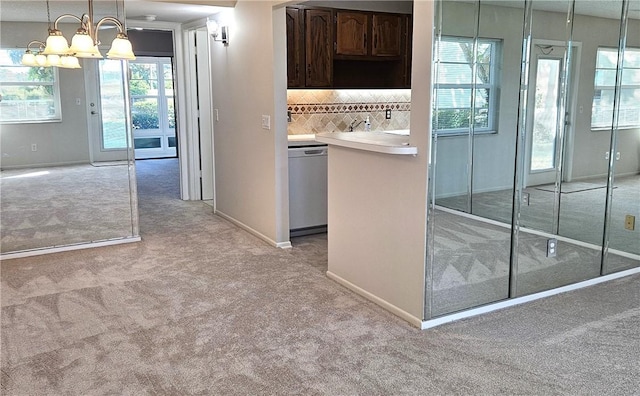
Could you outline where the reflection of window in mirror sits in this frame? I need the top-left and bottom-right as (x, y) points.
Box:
(591, 47), (640, 130)
(434, 36), (501, 136)
(0, 49), (62, 123)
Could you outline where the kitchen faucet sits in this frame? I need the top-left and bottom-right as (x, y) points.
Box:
(349, 116), (371, 132)
(348, 119), (365, 131)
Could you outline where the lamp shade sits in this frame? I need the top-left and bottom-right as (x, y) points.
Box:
(45, 54), (61, 67)
(42, 30), (70, 55)
(35, 54), (48, 66)
(107, 34), (135, 60)
(70, 31), (103, 58)
(21, 52), (37, 66)
(60, 56), (81, 69)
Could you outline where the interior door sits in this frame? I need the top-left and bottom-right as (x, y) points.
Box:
(524, 42), (577, 187)
(195, 29), (214, 201)
(85, 59), (130, 163)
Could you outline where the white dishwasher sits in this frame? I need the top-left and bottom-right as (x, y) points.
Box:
(288, 145), (328, 237)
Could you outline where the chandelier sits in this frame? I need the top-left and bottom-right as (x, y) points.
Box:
(21, 0), (135, 69)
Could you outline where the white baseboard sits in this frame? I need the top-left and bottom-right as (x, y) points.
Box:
(326, 271), (424, 328)
(421, 265), (640, 330)
(1, 236), (142, 260)
(215, 210), (292, 249)
(0, 160), (89, 171)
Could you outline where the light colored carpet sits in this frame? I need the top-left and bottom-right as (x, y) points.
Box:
(0, 164), (135, 253)
(1, 159), (639, 395)
(436, 175), (640, 255)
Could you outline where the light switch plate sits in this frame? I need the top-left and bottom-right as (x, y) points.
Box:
(261, 115), (270, 130)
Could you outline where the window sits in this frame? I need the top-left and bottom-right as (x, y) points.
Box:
(433, 37), (500, 135)
(592, 47), (640, 129)
(0, 49), (61, 123)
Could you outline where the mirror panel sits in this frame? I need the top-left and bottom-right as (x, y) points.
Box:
(0, 6), (139, 256)
(428, 0), (640, 318)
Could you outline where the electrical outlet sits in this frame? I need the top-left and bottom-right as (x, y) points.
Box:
(522, 192), (530, 206)
(31, 143), (37, 152)
(546, 238), (558, 258)
(615, 152), (621, 160)
(625, 215), (636, 231)
(605, 152), (609, 160)
(287, 110), (292, 123)
(385, 109), (392, 119)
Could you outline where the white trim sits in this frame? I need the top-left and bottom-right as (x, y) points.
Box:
(126, 20), (190, 201)
(215, 210), (293, 249)
(0, 160), (88, 170)
(0, 237), (141, 260)
(420, 265), (640, 330)
(326, 271), (424, 328)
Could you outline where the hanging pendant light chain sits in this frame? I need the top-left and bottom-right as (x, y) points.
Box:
(46, 0), (52, 30)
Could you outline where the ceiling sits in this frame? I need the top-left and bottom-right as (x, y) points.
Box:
(1, 0), (637, 24)
(0, 0), (231, 24)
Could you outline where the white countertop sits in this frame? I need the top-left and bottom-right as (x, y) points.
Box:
(287, 134), (325, 147)
(314, 131), (417, 155)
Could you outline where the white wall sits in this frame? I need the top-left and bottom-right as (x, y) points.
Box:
(326, 0), (433, 324)
(0, 22), (90, 169)
(208, 1), (290, 246)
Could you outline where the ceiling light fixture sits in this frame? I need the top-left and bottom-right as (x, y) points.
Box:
(21, 40), (81, 69)
(23, 0), (135, 67)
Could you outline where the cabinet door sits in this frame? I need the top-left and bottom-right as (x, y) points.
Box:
(286, 7), (303, 87)
(305, 9), (333, 87)
(336, 11), (368, 56)
(372, 14), (402, 57)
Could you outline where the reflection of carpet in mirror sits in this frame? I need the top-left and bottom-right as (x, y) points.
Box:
(1, 164), (134, 253)
(435, 174), (640, 256)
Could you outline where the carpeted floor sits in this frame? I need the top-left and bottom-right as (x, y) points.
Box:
(1, 158), (639, 395)
(0, 164), (136, 253)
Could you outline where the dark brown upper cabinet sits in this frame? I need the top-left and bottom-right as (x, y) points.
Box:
(304, 9), (333, 87)
(372, 14), (402, 57)
(286, 6), (411, 89)
(335, 11), (368, 56)
(286, 7), (304, 87)
(335, 11), (403, 59)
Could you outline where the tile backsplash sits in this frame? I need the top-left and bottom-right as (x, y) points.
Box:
(287, 89), (411, 135)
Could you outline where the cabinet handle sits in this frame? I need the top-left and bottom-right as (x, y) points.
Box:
(308, 64), (311, 78)
(296, 64), (299, 80)
(374, 34), (377, 48)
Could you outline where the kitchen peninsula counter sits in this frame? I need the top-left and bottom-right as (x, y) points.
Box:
(318, 128), (428, 327)
(315, 131), (417, 155)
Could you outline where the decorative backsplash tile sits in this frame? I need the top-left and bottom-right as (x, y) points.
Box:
(287, 89), (411, 135)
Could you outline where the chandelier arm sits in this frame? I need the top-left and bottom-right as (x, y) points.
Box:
(27, 40), (46, 51)
(53, 14), (84, 30)
(95, 17), (126, 34)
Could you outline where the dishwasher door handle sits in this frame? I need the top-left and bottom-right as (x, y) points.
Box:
(304, 149), (326, 155)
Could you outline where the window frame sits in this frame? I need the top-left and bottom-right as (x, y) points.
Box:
(591, 46), (640, 130)
(0, 48), (62, 124)
(433, 36), (501, 136)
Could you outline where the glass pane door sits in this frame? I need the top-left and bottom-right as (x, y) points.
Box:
(526, 55), (563, 186)
(129, 57), (177, 159)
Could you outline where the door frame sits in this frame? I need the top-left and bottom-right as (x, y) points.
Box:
(126, 19), (194, 200)
(524, 39), (581, 187)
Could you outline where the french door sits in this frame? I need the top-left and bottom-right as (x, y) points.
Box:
(129, 57), (177, 159)
(85, 59), (130, 163)
(524, 42), (578, 187)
